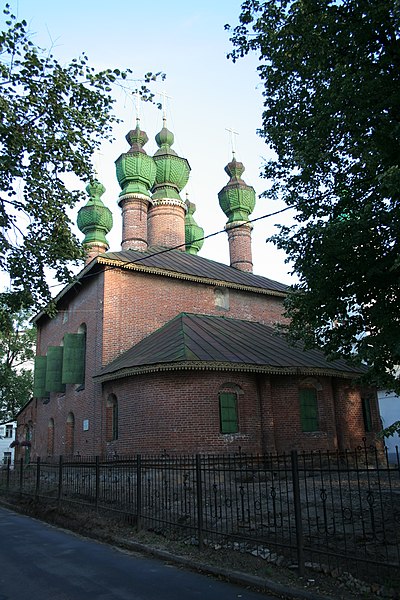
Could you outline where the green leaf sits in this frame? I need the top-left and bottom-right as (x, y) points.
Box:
(229, 0), (400, 400)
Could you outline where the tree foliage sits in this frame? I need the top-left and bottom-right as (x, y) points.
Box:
(227, 1), (400, 406)
(0, 305), (35, 421)
(0, 4), (162, 312)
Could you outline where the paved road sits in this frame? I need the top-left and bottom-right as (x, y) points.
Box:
(0, 507), (276, 600)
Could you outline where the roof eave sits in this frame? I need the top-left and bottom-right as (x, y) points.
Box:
(94, 361), (364, 384)
(97, 256), (287, 298)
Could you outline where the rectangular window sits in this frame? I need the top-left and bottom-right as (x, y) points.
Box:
(362, 397), (372, 432)
(5, 425), (13, 438)
(219, 392), (238, 434)
(299, 388), (319, 432)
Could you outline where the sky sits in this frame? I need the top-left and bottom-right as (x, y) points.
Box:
(3, 0), (297, 288)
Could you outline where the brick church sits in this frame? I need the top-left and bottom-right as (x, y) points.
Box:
(17, 116), (380, 458)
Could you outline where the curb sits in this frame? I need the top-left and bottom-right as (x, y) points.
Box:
(115, 537), (333, 600)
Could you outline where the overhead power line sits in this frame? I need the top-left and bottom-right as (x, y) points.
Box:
(49, 204), (294, 291)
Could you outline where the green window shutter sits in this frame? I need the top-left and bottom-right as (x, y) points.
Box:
(299, 388), (319, 432)
(45, 346), (65, 393)
(62, 333), (86, 384)
(219, 392), (238, 434)
(362, 397), (372, 432)
(33, 356), (50, 399)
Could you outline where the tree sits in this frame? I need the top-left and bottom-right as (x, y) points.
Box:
(0, 306), (35, 421)
(0, 4), (161, 313)
(227, 1), (400, 412)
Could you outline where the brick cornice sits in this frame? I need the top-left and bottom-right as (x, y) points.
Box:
(94, 361), (361, 384)
(97, 257), (287, 298)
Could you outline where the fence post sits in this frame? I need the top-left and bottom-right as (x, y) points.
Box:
(19, 457), (23, 494)
(136, 454), (142, 531)
(291, 450), (305, 577)
(196, 454), (204, 550)
(35, 456), (41, 499)
(57, 455), (63, 506)
(95, 456), (100, 511)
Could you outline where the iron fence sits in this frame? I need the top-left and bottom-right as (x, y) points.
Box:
(0, 441), (399, 586)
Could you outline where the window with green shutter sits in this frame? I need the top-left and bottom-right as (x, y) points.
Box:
(62, 332), (86, 385)
(299, 388), (319, 432)
(33, 356), (50, 399)
(219, 392), (238, 434)
(45, 346), (65, 393)
(362, 397), (372, 432)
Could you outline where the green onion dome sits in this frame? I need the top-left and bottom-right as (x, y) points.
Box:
(115, 122), (156, 199)
(77, 180), (113, 247)
(151, 122), (190, 203)
(218, 158), (256, 224)
(185, 196), (204, 255)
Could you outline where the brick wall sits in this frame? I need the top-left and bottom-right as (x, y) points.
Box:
(100, 371), (376, 456)
(226, 223), (253, 272)
(147, 203), (186, 249)
(18, 263), (379, 458)
(101, 268), (285, 365)
(120, 196), (149, 251)
(30, 274), (105, 458)
(102, 371), (264, 455)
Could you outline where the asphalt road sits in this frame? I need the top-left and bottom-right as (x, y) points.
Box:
(0, 506), (276, 600)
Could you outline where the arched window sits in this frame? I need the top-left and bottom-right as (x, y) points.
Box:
(106, 394), (118, 441)
(47, 418), (55, 456)
(66, 412), (75, 456)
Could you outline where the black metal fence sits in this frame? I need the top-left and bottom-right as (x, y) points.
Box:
(1, 441), (399, 587)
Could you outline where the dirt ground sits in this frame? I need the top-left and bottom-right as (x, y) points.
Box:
(1, 495), (399, 600)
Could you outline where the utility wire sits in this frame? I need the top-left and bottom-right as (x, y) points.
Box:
(48, 204), (293, 291)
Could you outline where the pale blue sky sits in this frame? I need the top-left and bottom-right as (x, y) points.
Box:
(5, 0), (296, 284)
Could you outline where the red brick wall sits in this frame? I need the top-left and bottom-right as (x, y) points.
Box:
(147, 203), (186, 249)
(100, 371), (376, 456)
(227, 223), (253, 272)
(102, 371), (264, 455)
(28, 274), (105, 458)
(271, 375), (338, 452)
(332, 381), (380, 450)
(18, 263), (379, 459)
(101, 268), (285, 365)
(120, 196), (149, 251)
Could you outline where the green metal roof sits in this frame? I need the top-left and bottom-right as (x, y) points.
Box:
(98, 246), (288, 295)
(95, 313), (366, 383)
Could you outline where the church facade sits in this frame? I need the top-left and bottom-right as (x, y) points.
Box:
(16, 118), (380, 459)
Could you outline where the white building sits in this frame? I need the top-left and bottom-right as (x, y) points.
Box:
(0, 422), (16, 466)
(378, 390), (400, 462)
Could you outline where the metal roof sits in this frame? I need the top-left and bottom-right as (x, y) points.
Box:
(33, 245), (288, 324)
(96, 313), (366, 382)
(98, 246), (288, 295)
